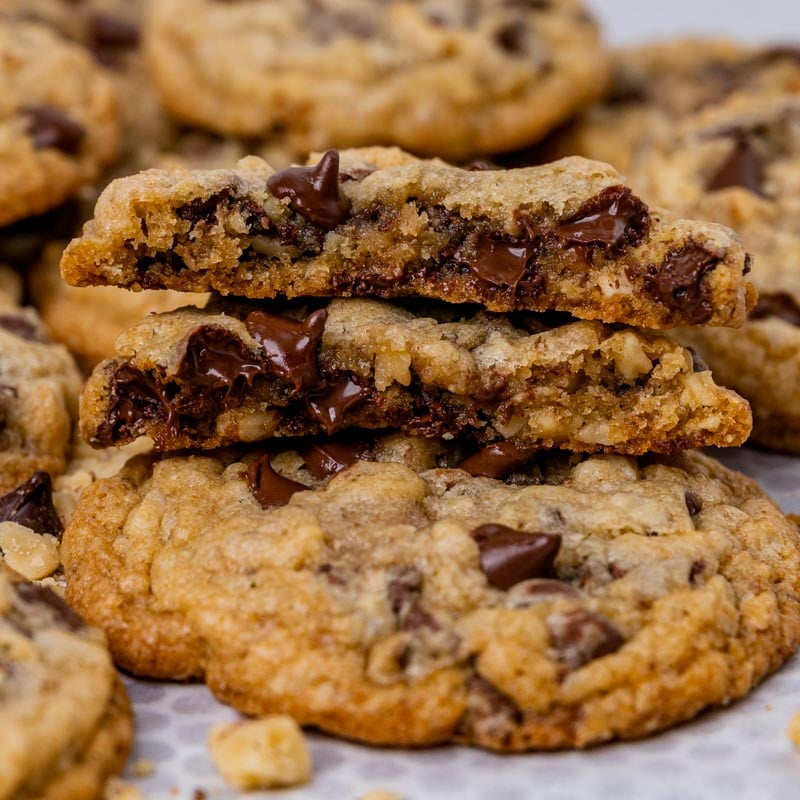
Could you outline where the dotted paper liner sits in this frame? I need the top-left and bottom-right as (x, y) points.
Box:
(123, 448), (800, 799)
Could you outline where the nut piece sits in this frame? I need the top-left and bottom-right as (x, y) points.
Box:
(0, 520), (60, 579)
(788, 712), (800, 748)
(208, 716), (312, 790)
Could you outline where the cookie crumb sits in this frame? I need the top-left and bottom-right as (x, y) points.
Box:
(104, 778), (145, 800)
(208, 716), (312, 789)
(0, 521), (60, 580)
(788, 712), (800, 747)
(132, 758), (155, 777)
(192, 790), (207, 800)
(360, 791), (405, 800)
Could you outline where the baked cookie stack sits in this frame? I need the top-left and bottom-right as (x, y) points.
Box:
(56, 146), (800, 750)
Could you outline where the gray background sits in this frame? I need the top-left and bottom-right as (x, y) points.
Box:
(588, 0), (800, 45)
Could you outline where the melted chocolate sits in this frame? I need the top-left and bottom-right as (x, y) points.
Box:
(13, 581), (84, 631)
(644, 244), (719, 324)
(706, 135), (762, 194)
(470, 523), (561, 590)
(458, 442), (537, 479)
(306, 378), (367, 434)
(750, 292), (800, 326)
(302, 440), (369, 478)
(20, 105), (85, 154)
(267, 149), (351, 230)
(0, 472), (63, 538)
(177, 327), (261, 394)
(455, 237), (537, 287)
(555, 186), (650, 249)
(245, 309), (327, 390)
(246, 454), (305, 509)
(101, 364), (173, 444)
(684, 491), (703, 516)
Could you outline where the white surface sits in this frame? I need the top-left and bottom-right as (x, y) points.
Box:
(124, 5), (800, 798)
(588, 0), (800, 45)
(125, 449), (800, 800)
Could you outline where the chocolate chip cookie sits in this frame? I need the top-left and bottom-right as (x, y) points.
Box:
(0, 18), (120, 226)
(78, 296), (752, 454)
(0, 307), (83, 494)
(0, 564), (132, 799)
(62, 439), (800, 749)
(60, 148), (756, 328)
(548, 39), (800, 173)
(142, 0), (609, 159)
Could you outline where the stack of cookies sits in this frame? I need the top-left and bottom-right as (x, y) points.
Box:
(57, 146), (800, 750)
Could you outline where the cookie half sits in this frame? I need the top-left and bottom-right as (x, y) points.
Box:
(79, 296), (751, 454)
(63, 439), (800, 750)
(0, 566), (132, 799)
(60, 148), (755, 328)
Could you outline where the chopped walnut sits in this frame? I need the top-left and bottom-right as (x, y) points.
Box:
(208, 716), (312, 789)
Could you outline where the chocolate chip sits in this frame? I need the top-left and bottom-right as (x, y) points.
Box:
(306, 377), (367, 434)
(687, 347), (709, 372)
(548, 608), (624, 670)
(0, 472), (63, 538)
(386, 566), (438, 631)
(246, 454), (305, 509)
(461, 674), (523, 736)
(100, 364), (173, 444)
(750, 292), (800, 326)
(244, 309), (327, 391)
(21, 105), (85, 154)
(495, 22), (527, 54)
(458, 442), (537, 479)
(0, 314), (45, 343)
(87, 12), (140, 49)
(175, 189), (233, 224)
(267, 149), (351, 230)
(455, 236), (536, 287)
(470, 523), (561, 590)
(301, 440), (369, 479)
(555, 186), (650, 250)
(706, 135), (762, 194)
(644, 244), (719, 324)
(689, 559), (706, 584)
(13, 582), (84, 631)
(506, 578), (580, 607)
(685, 491), (703, 516)
(177, 326), (261, 393)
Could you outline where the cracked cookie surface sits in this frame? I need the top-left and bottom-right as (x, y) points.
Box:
(60, 148), (756, 328)
(143, 0), (609, 160)
(0, 565), (132, 800)
(79, 296), (752, 454)
(62, 440), (800, 749)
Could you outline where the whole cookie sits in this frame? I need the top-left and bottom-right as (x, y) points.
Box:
(548, 40), (800, 173)
(0, 566), (132, 799)
(63, 439), (800, 750)
(79, 296), (752, 454)
(0, 19), (120, 226)
(143, 0), (609, 159)
(0, 307), (83, 493)
(60, 148), (756, 328)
